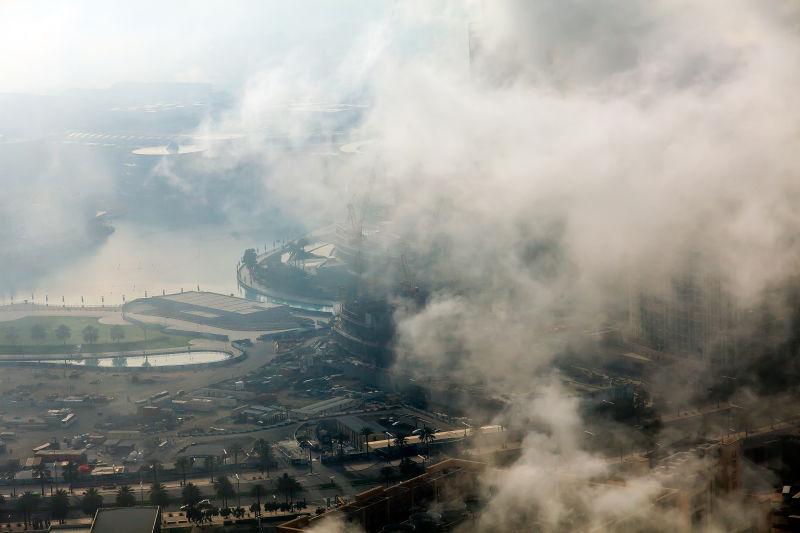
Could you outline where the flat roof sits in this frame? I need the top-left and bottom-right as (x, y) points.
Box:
(296, 396), (357, 415)
(91, 507), (159, 533)
(337, 415), (373, 434)
(159, 291), (279, 314)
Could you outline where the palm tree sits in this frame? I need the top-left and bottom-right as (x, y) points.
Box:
(249, 484), (266, 515)
(418, 427), (436, 458)
(116, 485), (136, 507)
(205, 456), (219, 484)
(1, 461), (19, 497)
(32, 463), (50, 496)
(393, 433), (408, 457)
(63, 461), (79, 493)
(276, 473), (303, 505)
(181, 483), (202, 507)
(50, 489), (70, 523)
(175, 456), (191, 486)
(55, 324), (72, 345)
(17, 491), (40, 527)
(81, 487), (103, 516)
(175, 455), (192, 485)
(254, 439), (273, 477)
(333, 433), (348, 456)
(229, 442), (244, 471)
(149, 482), (170, 508)
(147, 459), (163, 484)
(360, 426), (373, 452)
(4, 326), (20, 345)
(213, 476), (235, 508)
(380, 466), (394, 487)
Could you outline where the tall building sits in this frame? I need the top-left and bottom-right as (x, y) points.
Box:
(628, 256), (738, 366)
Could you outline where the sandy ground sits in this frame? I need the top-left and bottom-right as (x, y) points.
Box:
(0, 341), (276, 464)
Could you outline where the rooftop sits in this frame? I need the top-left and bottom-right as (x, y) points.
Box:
(90, 507), (160, 533)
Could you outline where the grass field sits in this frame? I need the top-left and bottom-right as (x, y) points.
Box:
(0, 316), (192, 354)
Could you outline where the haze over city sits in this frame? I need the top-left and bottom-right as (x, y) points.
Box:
(2, 1), (800, 532)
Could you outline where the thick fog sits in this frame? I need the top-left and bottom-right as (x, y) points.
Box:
(3, 1), (800, 530)
(205, 2), (800, 530)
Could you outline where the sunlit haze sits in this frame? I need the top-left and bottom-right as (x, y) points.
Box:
(1, 2), (800, 532)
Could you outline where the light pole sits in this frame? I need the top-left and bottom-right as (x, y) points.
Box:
(235, 473), (241, 508)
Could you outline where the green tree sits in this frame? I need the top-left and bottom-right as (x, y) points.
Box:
(149, 482), (170, 508)
(4, 326), (20, 345)
(213, 476), (235, 508)
(55, 324), (72, 345)
(82, 325), (99, 344)
(242, 248), (258, 273)
(418, 427), (436, 458)
(50, 489), (70, 523)
(30, 323), (47, 343)
(380, 466), (394, 487)
(17, 491), (40, 527)
(175, 456), (191, 486)
(81, 487), (103, 516)
(254, 439), (273, 477)
(109, 325), (125, 343)
(115, 485), (136, 507)
(249, 484), (266, 516)
(181, 483), (202, 507)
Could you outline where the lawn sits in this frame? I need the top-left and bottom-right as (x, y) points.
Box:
(0, 316), (193, 355)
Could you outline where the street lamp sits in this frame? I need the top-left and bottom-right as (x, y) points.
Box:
(235, 473), (241, 508)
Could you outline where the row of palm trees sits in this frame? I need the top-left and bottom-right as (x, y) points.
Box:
(0, 486), (103, 528)
(158, 439), (274, 489)
(0, 471), (306, 529)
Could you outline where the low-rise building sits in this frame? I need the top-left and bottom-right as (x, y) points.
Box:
(90, 507), (161, 533)
(293, 396), (360, 418)
(232, 404), (287, 424)
(35, 449), (87, 463)
(335, 415), (374, 448)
